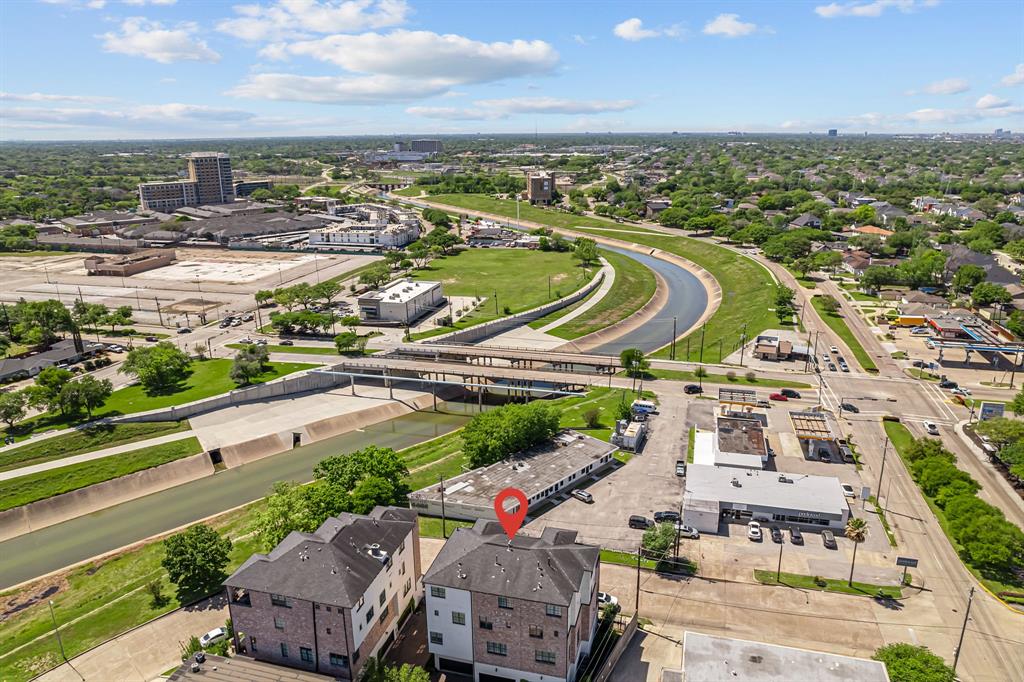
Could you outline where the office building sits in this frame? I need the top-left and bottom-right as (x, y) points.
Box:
(410, 139), (443, 154)
(84, 249), (175, 276)
(138, 152), (235, 211)
(357, 278), (444, 324)
(233, 179), (274, 197)
(526, 172), (554, 205)
(827, 129), (838, 137)
(423, 521), (600, 682)
(223, 507), (422, 680)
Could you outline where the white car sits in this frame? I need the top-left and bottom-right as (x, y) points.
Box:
(597, 591), (619, 607)
(924, 421), (940, 435)
(674, 523), (700, 539)
(841, 483), (856, 498)
(746, 521), (763, 541)
(925, 339), (935, 349)
(571, 489), (594, 503)
(199, 627), (228, 648)
(830, 346), (839, 354)
(951, 387), (971, 397)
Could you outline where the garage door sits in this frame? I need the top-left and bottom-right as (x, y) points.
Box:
(438, 658), (474, 675)
(479, 674), (516, 682)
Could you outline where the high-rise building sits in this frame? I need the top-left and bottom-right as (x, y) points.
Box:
(410, 139), (443, 154)
(138, 152), (234, 211)
(526, 171), (554, 205)
(827, 129), (838, 137)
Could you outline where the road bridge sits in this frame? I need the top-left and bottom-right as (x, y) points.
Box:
(390, 342), (622, 373)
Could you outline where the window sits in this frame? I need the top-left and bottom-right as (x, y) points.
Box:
(326, 606), (331, 613)
(356, 597), (364, 610)
(379, 590), (387, 606)
(314, 603), (320, 610)
(326, 627), (331, 635)
(545, 604), (563, 617)
(430, 586), (446, 599)
(498, 596), (513, 610)
(486, 642), (507, 657)
(300, 647), (313, 663)
(536, 650), (557, 665)
(452, 611), (466, 625)
(270, 594), (291, 608)
(479, 617), (493, 630)
(430, 631), (444, 645)
(274, 617), (285, 630)
(529, 625), (543, 638)
(329, 653), (349, 668)
(403, 578), (411, 596)
(399, 563), (406, 576)
(250, 637), (257, 653)
(398, 540), (405, 554)
(280, 643), (289, 658)
(352, 652), (360, 665)
(365, 605), (375, 624)
(379, 604), (389, 624)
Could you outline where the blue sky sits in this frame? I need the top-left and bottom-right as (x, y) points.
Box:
(1, 0), (1022, 139)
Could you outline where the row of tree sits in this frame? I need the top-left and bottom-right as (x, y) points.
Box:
(255, 280), (342, 312)
(462, 401), (562, 469)
(0, 366), (112, 427)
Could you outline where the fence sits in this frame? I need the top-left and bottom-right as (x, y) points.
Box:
(592, 612), (639, 682)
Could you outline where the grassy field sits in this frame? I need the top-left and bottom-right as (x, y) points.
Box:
(687, 426), (696, 464)
(600, 549), (657, 570)
(226, 343), (339, 356)
(408, 249), (594, 338)
(810, 296), (878, 373)
(639, 367), (812, 389)
(0, 437), (203, 512)
(417, 516), (474, 539)
(754, 570), (903, 599)
(883, 420), (1023, 599)
(0, 421), (191, 472)
(556, 387), (651, 442)
(546, 249), (657, 340)
(421, 194), (658, 233)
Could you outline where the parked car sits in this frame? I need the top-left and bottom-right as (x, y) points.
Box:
(628, 515), (651, 530)
(572, 489), (594, 503)
(654, 511), (680, 524)
(911, 326), (930, 335)
(756, 399), (772, 408)
(239, 337), (254, 344)
(241, 313), (254, 322)
(827, 363), (837, 371)
(924, 421), (940, 435)
(769, 393), (788, 401)
(841, 483), (856, 498)
(770, 526), (783, 543)
(836, 355), (845, 364)
(231, 319), (242, 327)
(199, 627), (228, 648)
(597, 592), (618, 607)
(674, 524), (700, 539)
(821, 353), (830, 363)
(822, 530), (837, 549)
(911, 359), (926, 368)
(840, 445), (855, 463)
(683, 384), (702, 395)
(830, 346), (839, 354)
(818, 450), (832, 463)
(789, 527), (803, 544)
(839, 402), (859, 413)
(746, 521), (763, 541)
(839, 363), (850, 373)
(675, 460), (687, 477)
(926, 339), (936, 349)
(780, 389), (801, 399)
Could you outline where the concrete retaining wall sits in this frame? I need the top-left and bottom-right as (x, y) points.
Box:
(0, 452), (214, 542)
(423, 271), (605, 345)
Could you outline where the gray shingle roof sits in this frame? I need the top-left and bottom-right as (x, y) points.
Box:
(422, 521), (598, 607)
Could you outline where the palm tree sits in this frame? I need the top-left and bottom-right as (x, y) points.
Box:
(845, 517), (869, 587)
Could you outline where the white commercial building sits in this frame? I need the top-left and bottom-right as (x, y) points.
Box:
(692, 415), (768, 470)
(357, 278), (443, 324)
(308, 203), (421, 249)
(682, 464), (850, 534)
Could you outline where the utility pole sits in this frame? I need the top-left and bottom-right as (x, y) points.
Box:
(493, 290), (499, 316)
(635, 542), (642, 617)
(674, 499), (683, 557)
(776, 538), (784, 581)
(670, 317), (677, 361)
(875, 437), (889, 508)
(739, 322), (748, 367)
(48, 600), (67, 663)
(439, 475), (448, 539)
(154, 298), (164, 327)
(0, 301), (12, 337)
(952, 586), (975, 674)
(699, 322), (707, 363)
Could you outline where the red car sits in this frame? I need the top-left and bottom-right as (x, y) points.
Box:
(769, 393), (788, 401)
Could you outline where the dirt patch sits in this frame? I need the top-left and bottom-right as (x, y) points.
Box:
(163, 297), (221, 314)
(551, 273), (568, 284)
(1, 578), (66, 622)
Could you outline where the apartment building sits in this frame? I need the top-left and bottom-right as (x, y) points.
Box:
(223, 507), (422, 680)
(138, 152), (235, 211)
(423, 521), (601, 682)
(526, 172), (554, 205)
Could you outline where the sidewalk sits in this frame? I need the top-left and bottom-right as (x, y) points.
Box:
(535, 261), (615, 333)
(0, 430), (198, 482)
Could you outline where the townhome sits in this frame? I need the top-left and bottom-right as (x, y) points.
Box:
(223, 507), (422, 679)
(423, 522), (600, 682)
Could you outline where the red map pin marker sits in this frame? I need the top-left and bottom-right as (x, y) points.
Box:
(494, 487), (528, 540)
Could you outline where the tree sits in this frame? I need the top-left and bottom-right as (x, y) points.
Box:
(313, 280), (342, 306)
(642, 522), (676, 557)
(812, 250), (842, 273)
(1008, 309), (1024, 338)
(360, 660), (430, 682)
(314, 445), (411, 495)
(424, 229), (462, 255)
(121, 342), (192, 392)
(572, 237), (599, 267)
(230, 344), (269, 386)
(1010, 389), (1024, 417)
(872, 643), (955, 682)
(61, 375), (112, 418)
(360, 262), (392, 288)
(970, 282), (1011, 308)
(407, 241), (430, 268)
(32, 366), (74, 414)
(161, 524), (232, 600)
(851, 204), (877, 224)
(341, 314), (361, 333)
(762, 232), (811, 261)
(791, 256), (815, 277)
(844, 517), (869, 586)
(818, 296), (840, 314)
(951, 264), (986, 293)
(461, 402), (561, 469)
(620, 348), (649, 379)
(349, 475), (399, 514)
(104, 305), (133, 333)
(974, 417), (1024, 446)
(0, 390), (27, 429)
(254, 481), (321, 550)
(334, 331), (360, 353)
(254, 289), (274, 306)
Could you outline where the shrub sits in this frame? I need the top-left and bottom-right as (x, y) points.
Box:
(813, 575), (827, 587)
(583, 408), (601, 428)
(726, 371), (737, 381)
(745, 371), (756, 382)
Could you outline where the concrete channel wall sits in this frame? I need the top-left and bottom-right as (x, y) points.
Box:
(423, 271), (605, 345)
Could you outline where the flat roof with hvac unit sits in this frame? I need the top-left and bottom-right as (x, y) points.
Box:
(789, 410), (835, 441)
(718, 387), (757, 406)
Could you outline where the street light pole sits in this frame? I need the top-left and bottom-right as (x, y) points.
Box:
(952, 586), (975, 674)
(670, 316), (677, 361)
(439, 475), (447, 539)
(699, 322), (707, 363)
(875, 437), (889, 507)
(776, 538), (784, 581)
(48, 600), (67, 663)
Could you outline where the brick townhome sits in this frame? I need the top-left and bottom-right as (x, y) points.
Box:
(423, 521), (600, 682)
(223, 507), (422, 679)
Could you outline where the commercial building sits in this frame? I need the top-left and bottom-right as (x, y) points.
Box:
(682, 464), (850, 534)
(751, 334), (812, 362)
(233, 179), (274, 197)
(410, 139), (443, 154)
(692, 416), (768, 470)
(84, 249), (175, 276)
(527, 172), (554, 205)
(223, 507), (422, 680)
(409, 431), (617, 521)
(357, 278), (444, 324)
(308, 204), (422, 249)
(676, 632), (890, 682)
(423, 521), (600, 682)
(60, 211), (159, 235)
(138, 152), (235, 211)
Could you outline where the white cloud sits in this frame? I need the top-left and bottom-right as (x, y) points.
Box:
(613, 18), (681, 41)
(122, 0), (178, 5)
(217, 0), (409, 42)
(405, 106), (495, 120)
(41, 0), (176, 6)
(976, 94), (1010, 109)
(1002, 64), (1024, 87)
(906, 77), (969, 95)
(814, 0), (938, 19)
(227, 73), (451, 104)
(0, 91), (115, 103)
(572, 34), (589, 45)
(406, 97), (636, 120)
(1, 103), (254, 127)
(702, 13), (761, 38)
(781, 100), (1023, 130)
(100, 17), (220, 63)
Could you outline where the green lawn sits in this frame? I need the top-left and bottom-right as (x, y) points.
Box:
(810, 296), (878, 373)
(754, 570), (903, 599)
(226, 343), (339, 356)
(556, 387), (651, 442)
(639, 367), (812, 389)
(545, 249), (657, 340)
(420, 194), (657, 233)
(600, 549), (657, 571)
(408, 249), (594, 338)
(0, 421), (191, 472)
(418, 516), (473, 539)
(569, 230), (778, 363)
(0, 437), (203, 512)
(687, 426), (696, 464)
(781, 264), (819, 289)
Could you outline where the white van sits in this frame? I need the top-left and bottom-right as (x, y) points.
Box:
(630, 400), (657, 415)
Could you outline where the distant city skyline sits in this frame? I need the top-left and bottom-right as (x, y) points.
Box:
(1, 0), (1022, 140)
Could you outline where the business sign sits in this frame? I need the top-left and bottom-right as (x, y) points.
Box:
(979, 402), (1005, 421)
(896, 556), (919, 568)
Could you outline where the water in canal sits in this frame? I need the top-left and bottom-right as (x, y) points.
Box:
(0, 402), (476, 589)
